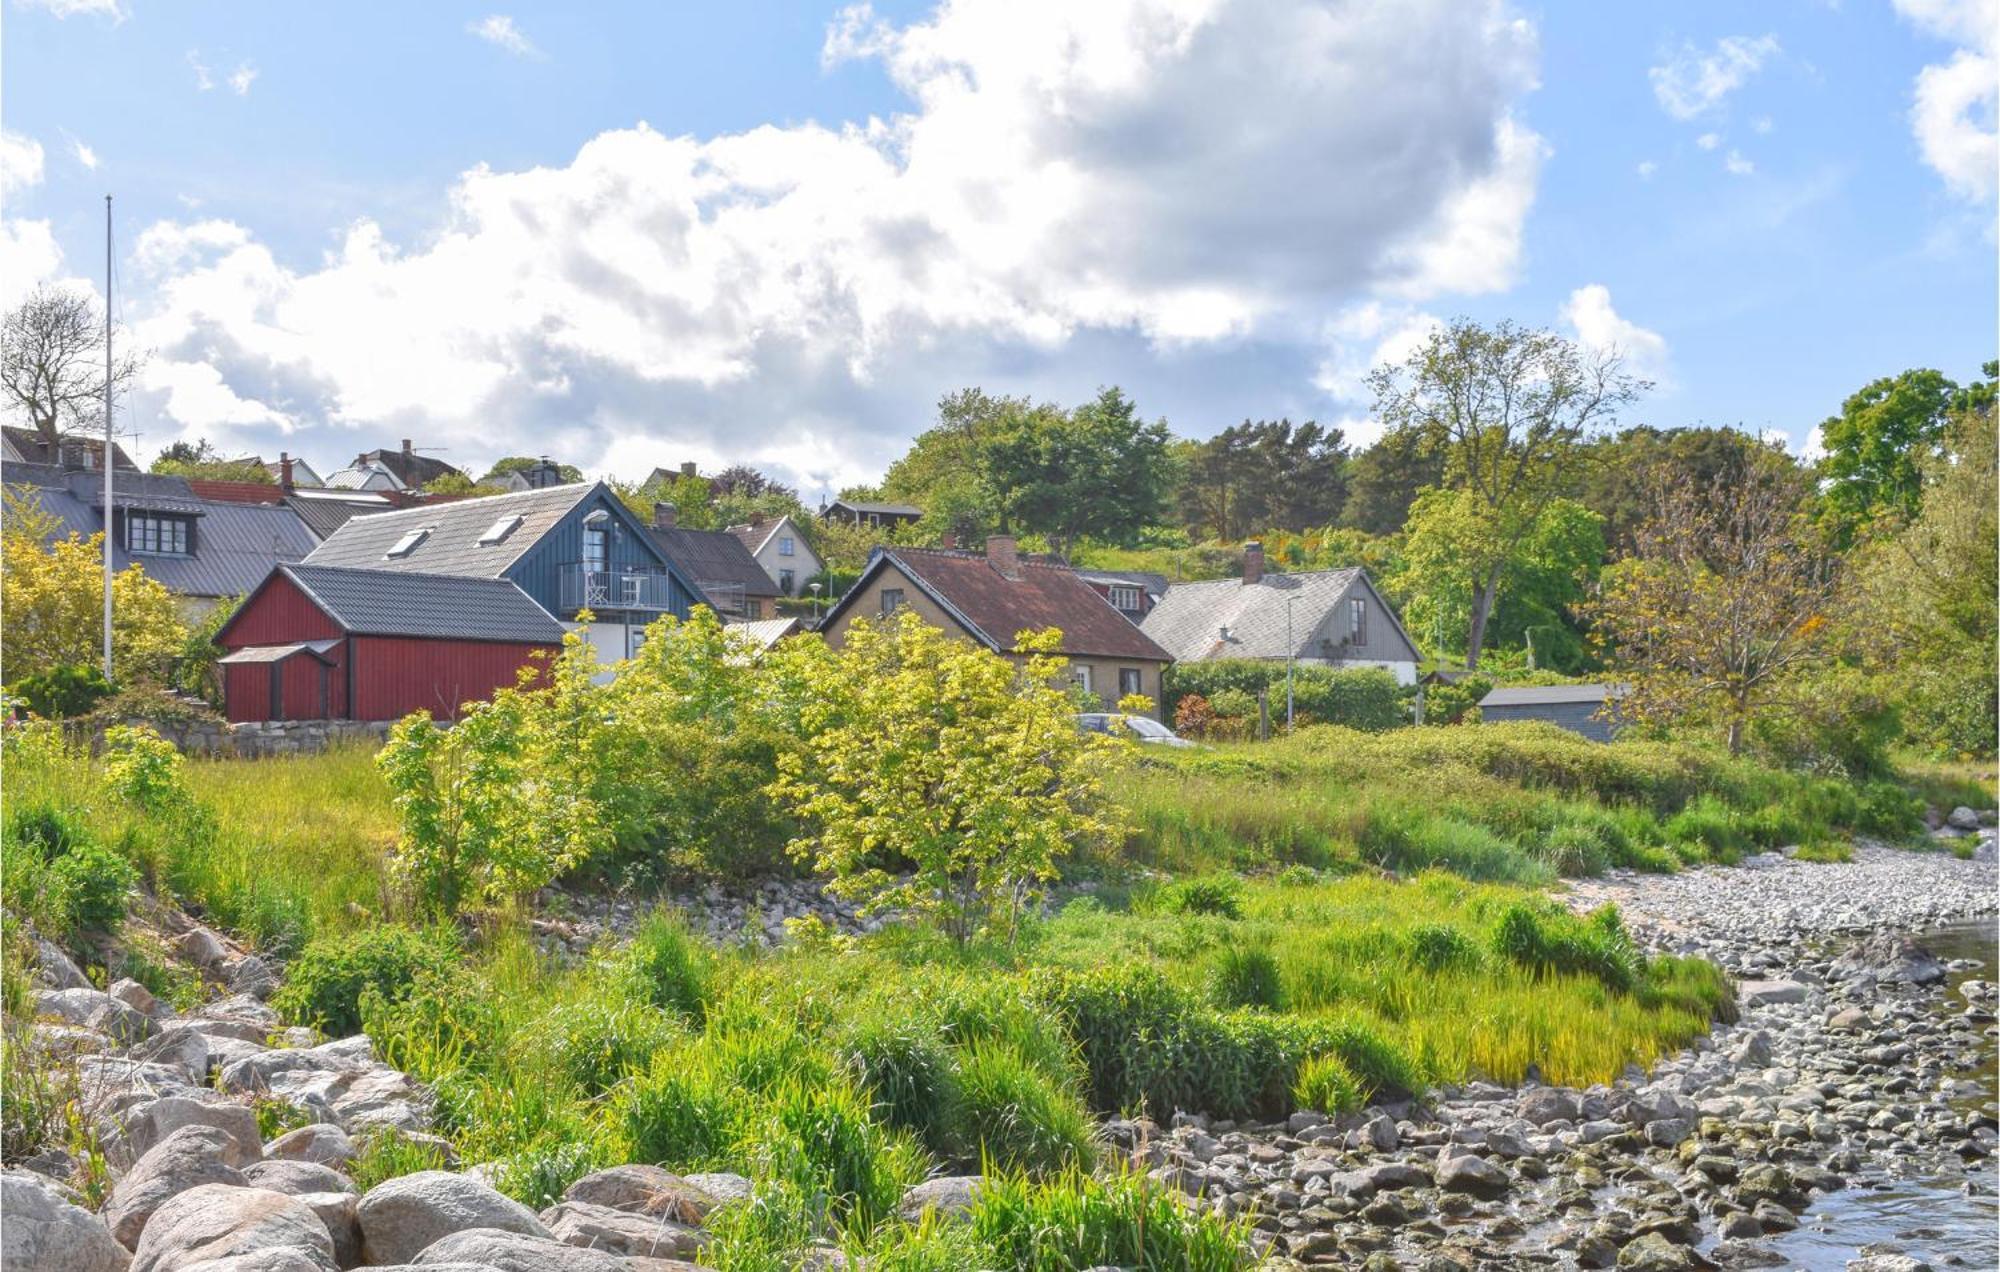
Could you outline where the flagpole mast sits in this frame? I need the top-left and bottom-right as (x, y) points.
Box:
(103, 194), (114, 681)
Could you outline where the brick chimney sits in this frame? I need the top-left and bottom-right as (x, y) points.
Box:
(680, 461), (698, 478)
(653, 502), (677, 529)
(938, 532), (958, 550)
(986, 534), (1020, 577)
(278, 452), (295, 492)
(1244, 540), (1265, 585)
(401, 438), (414, 459)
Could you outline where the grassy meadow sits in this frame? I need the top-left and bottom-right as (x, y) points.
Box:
(4, 717), (1988, 1267)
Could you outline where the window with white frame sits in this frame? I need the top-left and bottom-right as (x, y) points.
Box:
(126, 512), (192, 556)
(1349, 597), (1368, 644)
(1118, 667), (1142, 697)
(1074, 665), (1093, 695)
(1107, 585), (1141, 612)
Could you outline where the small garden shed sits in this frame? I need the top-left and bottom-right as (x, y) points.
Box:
(216, 563), (566, 723)
(1478, 683), (1626, 742)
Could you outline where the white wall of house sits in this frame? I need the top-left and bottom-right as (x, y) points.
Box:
(1298, 655), (1419, 686)
(748, 515), (824, 597)
(565, 619), (648, 684)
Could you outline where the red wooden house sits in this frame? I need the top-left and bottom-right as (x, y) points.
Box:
(215, 563), (565, 723)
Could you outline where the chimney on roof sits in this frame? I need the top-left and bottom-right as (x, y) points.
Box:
(401, 438), (414, 459)
(279, 452), (295, 492)
(680, 461), (698, 479)
(938, 532), (957, 550)
(1244, 540), (1265, 585)
(654, 502), (677, 529)
(986, 534), (1019, 578)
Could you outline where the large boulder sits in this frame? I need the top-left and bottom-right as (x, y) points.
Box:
(240, 1161), (356, 1197)
(263, 1125), (356, 1170)
(293, 1192), (361, 1269)
(130, 1028), (214, 1085)
(561, 1165), (717, 1223)
(175, 928), (231, 972)
(111, 1096), (262, 1169)
(35, 939), (92, 990)
(1828, 935), (1945, 987)
(103, 1126), (252, 1249)
(680, 1173), (751, 1205)
(36, 988), (155, 1044)
(1435, 1153), (1510, 1197)
(356, 1171), (549, 1266)
(895, 1176), (983, 1223)
(2, 1171), (131, 1272)
(110, 979), (172, 1020)
(539, 1200), (704, 1258)
(408, 1228), (626, 1272)
(1615, 1231), (1694, 1271)
(129, 1184), (335, 1272)
(1738, 980), (1809, 1007)
(220, 1042), (428, 1135)
(1517, 1087), (1579, 1128)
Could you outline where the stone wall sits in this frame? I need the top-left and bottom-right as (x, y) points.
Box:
(99, 716), (392, 758)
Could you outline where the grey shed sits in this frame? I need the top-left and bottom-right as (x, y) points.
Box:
(1477, 683), (1627, 742)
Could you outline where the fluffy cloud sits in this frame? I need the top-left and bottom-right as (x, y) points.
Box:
(1560, 284), (1669, 384)
(469, 15), (542, 58)
(1, 130), (46, 196)
(0, 131), (90, 309)
(70, 137), (100, 170)
(1649, 34), (1779, 120)
(15, 0), (125, 20)
(228, 62), (259, 95)
(1894, 0), (1997, 202)
(113, 0), (1545, 487)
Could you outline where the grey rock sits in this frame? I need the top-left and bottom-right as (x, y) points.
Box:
(110, 979), (170, 1020)
(409, 1228), (625, 1272)
(130, 1028), (213, 1083)
(1435, 1153), (1509, 1197)
(176, 929), (230, 971)
(2, 1171), (131, 1272)
(130, 1184), (334, 1272)
(1945, 806), (1980, 831)
(113, 1097), (262, 1169)
(36, 988), (155, 1044)
(228, 959), (279, 1001)
(173, 1250), (334, 1272)
(1617, 1232), (1693, 1270)
(103, 1126), (252, 1248)
(1846, 1258), (1932, 1272)
(681, 1172), (752, 1204)
(240, 1161), (355, 1197)
(539, 1200), (704, 1258)
(1738, 980), (1809, 1007)
(1518, 1087), (1579, 1128)
(34, 938), (91, 990)
(895, 1175), (982, 1222)
(560, 1164), (716, 1223)
(356, 1171), (549, 1266)
(293, 1192), (360, 1269)
(263, 1126), (356, 1171)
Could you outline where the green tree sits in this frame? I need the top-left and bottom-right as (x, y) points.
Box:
(880, 388), (1018, 542)
(481, 456), (585, 484)
(1177, 419), (1346, 540)
(1393, 491), (1601, 667)
(768, 613), (1124, 944)
(2, 489), (187, 685)
(1339, 426), (1446, 536)
(1584, 453), (1842, 756)
(150, 439), (274, 484)
(1370, 318), (1648, 666)
(981, 387), (1176, 559)
(1816, 368), (1961, 531)
(1578, 426), (1784, 552)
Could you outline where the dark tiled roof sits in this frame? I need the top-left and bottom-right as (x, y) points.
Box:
(1141, 568), (1363, 662)
(303, 482), (601, 577)
(649, 526), (780, 599)
(0, 426), (138, 470)
(1075, 568), (1171, 598)
(283, 492), (400, 542)
(872, 547), (1170, 662)
(825, 499), (922, 518)
(271, 564), (565, 643)
(357, 446), (464, 488)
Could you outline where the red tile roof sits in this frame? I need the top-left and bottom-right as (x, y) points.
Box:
(881, 547), (1169, 662)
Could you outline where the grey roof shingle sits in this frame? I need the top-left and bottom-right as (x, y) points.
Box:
(285, 492), (397, 542)
(269, 564), (566, 643)
(302, 482), (599, 576)
(1140, 568), (1363, 662)
(1480, 683), (1623, 707)
(649, 526), (780, 599)
(4, 463), (316, 599)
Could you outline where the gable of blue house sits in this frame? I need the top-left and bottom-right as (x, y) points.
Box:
(503, 485), (706, 620)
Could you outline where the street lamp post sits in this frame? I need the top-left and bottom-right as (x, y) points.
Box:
(808, 581), (823, 625)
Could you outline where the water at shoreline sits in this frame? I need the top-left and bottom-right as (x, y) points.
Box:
(1754, 919), (1999, 1270)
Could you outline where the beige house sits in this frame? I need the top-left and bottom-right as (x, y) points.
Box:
(727, 513), (825, 599)
(818, 536), (1172, 718)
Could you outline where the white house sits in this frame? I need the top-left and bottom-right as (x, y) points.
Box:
(726, 513), (825, 598)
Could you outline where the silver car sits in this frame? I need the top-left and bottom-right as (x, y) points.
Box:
(1076, 712), (1194, 747)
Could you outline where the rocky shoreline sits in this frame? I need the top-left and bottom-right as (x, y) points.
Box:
(8, 837), (1996, 1271)
(1131, 840), (1999, 1270)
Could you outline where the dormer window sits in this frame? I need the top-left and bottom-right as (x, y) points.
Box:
(385, 527), (431, 559)
(126, 512), (192, 556)
(478, 514), (523, 545)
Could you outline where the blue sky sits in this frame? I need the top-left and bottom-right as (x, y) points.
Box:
(3, 0), (1993, 495)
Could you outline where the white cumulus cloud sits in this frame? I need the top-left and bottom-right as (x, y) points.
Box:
(1560, 284), (1669, 384)
(1649, 34), (1780, 120)
(15, 0), (125, 21)
(111, 0), (1548, 486)
(1893, 0), (1997, 202)
(1724, 149), (1754, 176)
(228, 62), (259, 95)
(469, 15), (542, 58)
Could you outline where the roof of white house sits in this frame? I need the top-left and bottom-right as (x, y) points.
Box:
(1141, 567), (1371, 662)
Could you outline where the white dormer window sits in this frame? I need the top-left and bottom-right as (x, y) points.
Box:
(385, 527), (431, 559)
(478, 514), (523, 545)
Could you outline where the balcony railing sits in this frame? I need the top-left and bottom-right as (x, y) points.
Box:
(558, 562), (678, 614)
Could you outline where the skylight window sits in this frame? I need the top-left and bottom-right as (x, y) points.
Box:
(478, 514), (524, 545)
(385, 527), (431, 559)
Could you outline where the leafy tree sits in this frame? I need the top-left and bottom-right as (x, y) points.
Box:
(1578, 426), (1783, 552)
(423, 472), (505, 497)
(769, 613), (1124, 944)
(1816, 367), (1961, 531)
(1370, 318), (1648, 665)
(481, 456), (584, 484)
(1, 287), (143, 449)
(708, 464), (796, 502)
(1848, 398), (1998, 755)
(1584, 453), (1842, 756)
(150, 438), (274, 484)
(2, 489), (187, 684)
(1339, 427), (1445, 536)
(880, 387), (1018, 542)
(1392, 491), (1601, 668)
(1177, 418), (1347, 540)
(981, 387), (1176, 559)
